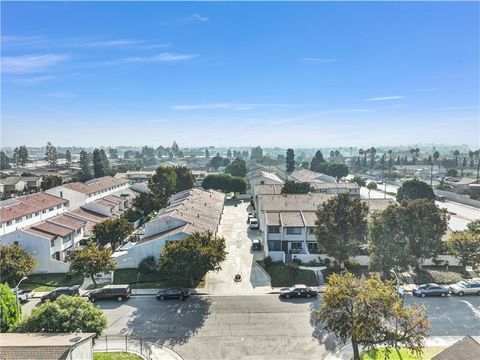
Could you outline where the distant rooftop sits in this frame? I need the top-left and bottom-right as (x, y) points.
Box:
(0, 192), (68, 223)
(290, 169), (337, 184)
(63, 176), (129, 195)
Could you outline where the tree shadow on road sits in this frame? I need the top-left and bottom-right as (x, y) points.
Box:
(309, 302), (343, 352)
(121, 296), (212, 347)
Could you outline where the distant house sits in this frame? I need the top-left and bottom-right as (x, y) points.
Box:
(20, 176), (43, 189)
(248, 170), (284, 189)
(432, 336), (480, 360)
(289, 169), (337, 184)
(46, 176), (130, 210)
(0, 333), (96, 360)
(0, 177), (27, 193)
(113, 188), (225, 268)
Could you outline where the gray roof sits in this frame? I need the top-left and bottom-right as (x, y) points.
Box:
(432, 336), (480, 360)
(258, 193), (335, 212)
(0, 177), (26, 186)
(290, 169), (337, 184)
(254, 184), (284, 195)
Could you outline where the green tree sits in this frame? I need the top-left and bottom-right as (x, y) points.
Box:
(205, 148), (210, 159)
(286, 148), (295, 173)
(315, 194), (369, 268)
(226, 149), (232, 159)
(148, 166), (177, 206)
(69, 243), (116, 287)
(310, 150), (327, 173)
(369, 204), (410, 277)
(467, 219), (480, 235)
(202, 174), (246, 193)
(209, 154), (225, 170)
(79, 150), (92, 181)
(133, 193), (163, 216)
(0, 244), (36, 286)
(250, 146), (264, 161)
(14, 295), (107, 334)
(92, 148), (107, 178)
(92, 218), (133, 250)
(65, 149), (72, 164)
(174, 166), (195, 193)
(281, 181), (313, 194)
(160, 231), (227, 287)
(18, 146), (29, 166)
(41, 175), (63, 191)
(366, 181), (377, 199)
(0, 284), (20, 332)
(225, 158), (247, 177)
(396, 179), (435, 202)
(0, 151), (11, 169)
(314, 272), (429, 360)
(45, 141), (58, 168)
(108, 148), (118, 159)
(447, 168), (458, 177)
(350, 176), (366, 187)
(171, 141), (180, 156)
(401, 199), (448, 268)
(324, 163), (349, 180)
(445, 231), (480, 269)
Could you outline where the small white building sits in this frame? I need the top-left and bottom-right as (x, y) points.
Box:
(114, 188), (225, 269)
(248, 170), (284, 188)
(46, 176), (130, 210)
(290, 169), (337, 184)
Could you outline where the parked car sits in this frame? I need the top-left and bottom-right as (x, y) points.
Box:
(156, 288), (189, 300)
(279, 284), (318, 299)
(436, 195), (447, 202)
(413, 283), (449, 297)
(87, 285), (131, 302)
(449, 280), (480, 296)
(251, 239), (262, 250)
(10, 288), (35, 302)
(249, 218), (259, 230)
(41, 286), (80, 302)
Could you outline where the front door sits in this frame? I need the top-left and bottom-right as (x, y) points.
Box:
(281, 241), (288, 253)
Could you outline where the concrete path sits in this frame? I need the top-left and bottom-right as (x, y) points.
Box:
(203, 202), (272, 295)
(324, 336), (480, 360)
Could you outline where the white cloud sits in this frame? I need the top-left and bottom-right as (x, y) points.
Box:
(178, 13), (209, 25)
(81, 39), (145, 47)
(11, 75), (57, 85)
(365, 96), (404, 101)
(302, 57), (337, 63)
(124, 53), (199, 63)
(191, 14), (209, 22)
(1, 54), (70, 74)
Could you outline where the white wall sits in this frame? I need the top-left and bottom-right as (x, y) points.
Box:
(70, 338), (93, 360)
(268, 251), (285, 262)
(47, 186), (86, 210)
(143, 216), (186, 238)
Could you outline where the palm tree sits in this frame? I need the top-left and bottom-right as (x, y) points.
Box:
(453, 150), (460, 168)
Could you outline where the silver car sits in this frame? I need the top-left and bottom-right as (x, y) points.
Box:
(449, 280), (480, 296)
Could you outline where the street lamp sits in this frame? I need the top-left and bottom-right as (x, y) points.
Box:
(15, 276), (28, 315)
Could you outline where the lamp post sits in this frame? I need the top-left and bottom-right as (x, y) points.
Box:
(15, 276), (28, 315)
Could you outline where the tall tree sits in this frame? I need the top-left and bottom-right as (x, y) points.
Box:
(92, 148), (106, 178)
(65, 149), (72, 164)
(18, 146), (29, 166)
(396, 179), (435, 202)
(78, 150), (92, 181)
(108, 148), (118, 159)
(14, 295), (107, 334)
(281, 181), (313, 194)
(324, 163), (349, 180)
(69, 244), (116, 288)
(366, 182), (377, 199)
(315, 194), (369, 268)
(12, 147), (19, 167)
(310, 150), (326, 173)
(314, 272), (429, 360)
(0, 151), (11, 169)
(174, 166), (195, 193)
(445, 230), (480, 270)
(148, 166), (177, 206)
(45, 141), (58, 168)
(41, 175), (63, 191)
(160, 232), (227, 287)
(0, 244), (36, 286)
(453, 150), (460, 167)
(286, 148), (295, 173)
(225, 158), (247, 177)
(133, 193), (163, 216)
(205, 148), (210, 159)
(92, 218), (133, 250)
(226, 149), (232, 159)
(251, 146), (264, 161)
(369, 204), (410, 277)
(99, 149), (110, 174)
(0, 284), (20, 332)
(171, 141), (180, 156)
(210, 154), (225, 170)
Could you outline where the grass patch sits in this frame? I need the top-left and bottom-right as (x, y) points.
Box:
(361, 347), (445, 360)
(94, 352), (143, 360)
(113, 268), (205, 289)
(19, 273), (83, 291)
(321, 266), (371, 283)
(413, 266), (465, 285)
(257, 261), (318, 287)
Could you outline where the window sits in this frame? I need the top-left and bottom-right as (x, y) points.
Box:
(26, 214), (32, 219)
(268, 226), (280, 233)
(15, 217), (23, 223)
(51, 239), (55, 247)
(60, 191), (63, 198)
(286, 227), (302, 235)
(308, 228), (315, 234)
(260, 180), (265, 185)
(42, 210), (46, 214)
(291, 242), (303, 250)
(268, 240), (281, 251)
(6, 221), (12, 226)
(35, 212), (39, 216)
(49, 207), (54, 212)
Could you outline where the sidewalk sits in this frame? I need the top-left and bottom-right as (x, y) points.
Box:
(323, 336), (480, 360)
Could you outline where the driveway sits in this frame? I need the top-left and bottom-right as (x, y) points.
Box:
(203, 201), (272, 294)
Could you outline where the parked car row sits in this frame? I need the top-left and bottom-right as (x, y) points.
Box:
(11, 288), (35, 302)
(279, 284), (318, 299)
(413, 279), (480, 298)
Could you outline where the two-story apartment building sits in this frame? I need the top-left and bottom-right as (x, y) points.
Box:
(113, 188), (225, 268)
(0, 193), (69, 235)
(46, 176), (130, 210)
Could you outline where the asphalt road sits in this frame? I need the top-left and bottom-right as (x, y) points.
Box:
(22, 294), (480, 360)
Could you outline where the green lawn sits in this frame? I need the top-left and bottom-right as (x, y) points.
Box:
(257, 261), (318, 287)
(93, 352), (143, 360)
(413, 266), (465, 285)
(113, 268), (205, 289)
(19, 273), (83, 291)
(361, 347), (445, 360)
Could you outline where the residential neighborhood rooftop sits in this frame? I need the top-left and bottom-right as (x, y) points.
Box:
(290, 169), (337, 184)
(0, 192), (68, 223)
(432, 336), (480, 360)
(63, 176), (129, 195)
(257, 193), (335, 212)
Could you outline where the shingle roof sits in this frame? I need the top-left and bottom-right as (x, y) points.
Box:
(0, 193), (68, 223)
(254, 184), (284, 195)
(290, 169), (337, 183)
(62, 176), (128, 195)
(30, 222), (73, 237)
(432, 336), (480, 360)
(266, 212), (281, 226)
(258, 193), (335, 212)
(0, 177), (27, 186)
(281, 211), (305, 227)
(48, 214), (86, 230)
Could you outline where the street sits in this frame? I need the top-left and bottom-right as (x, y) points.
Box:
(22, 294), (480, 360)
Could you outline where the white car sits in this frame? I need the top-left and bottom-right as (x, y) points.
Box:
(11, 288), (35, 302)
(249, 218), (259, 230)
(449, 280), (480, 296)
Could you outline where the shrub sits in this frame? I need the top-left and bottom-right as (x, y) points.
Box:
(345, 259), (361, 271)
(288, 261), (299, 272)
(138, 256), (158, 275)
(323, 258), (331, 268)
(292, 257), (303, 265)
(307, 259), (322, 267)
(263, 256), (272, 267)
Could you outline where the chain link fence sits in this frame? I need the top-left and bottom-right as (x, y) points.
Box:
(94, 335), (154, 359)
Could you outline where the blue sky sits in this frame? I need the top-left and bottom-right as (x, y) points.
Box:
(1, 2), (479, 148)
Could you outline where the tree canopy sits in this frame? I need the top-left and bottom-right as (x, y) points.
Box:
(174, 166), (195, 193)
(310, 150), (326, 173)
(45, 141), (58, 168)
(315, 194), (369, 267)
(93, 218), (133, 250)
(41, 175), (63, 191)
(324, 162), (349, 180)
(286, 148), (295, 173)
(251, 146), (264, 161)
(0, 284), (20, 332)
(445, 230), (480, 269)
(225, 158), (247, 178)
(314, 272), (429, 360)
(70, 243), (116, 287)
(159, 231), (227, 287)
(281, 181), (313, 194)
(0, 244), (36, 286)
(202, 174), (246, 193)
(148, 166), (177, 206)
(350, 176), (366, 187)
(14, 295), (107, 334)
(396, 179), (436, 202)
